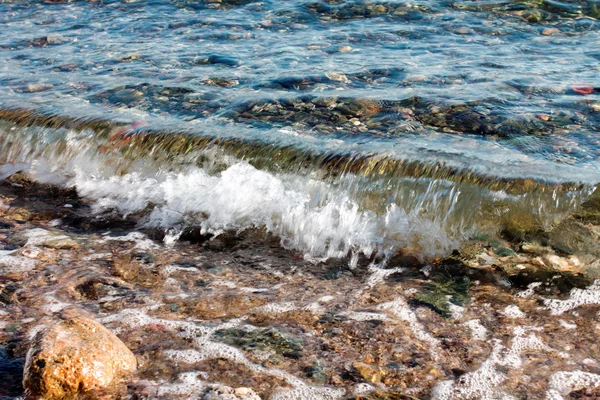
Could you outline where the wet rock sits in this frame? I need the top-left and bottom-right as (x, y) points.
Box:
(495, 247), (516, 257)
(195, 54), (240, 67)
(498, 258), (591, 291)
(574, 188), (600, 225)
(26, 84), (54, 93)
(413, 277), (470, 318)
(188, 292), (267, 319)
(500, 210), (545, 243)
(541, 27), (560, 35)
(548, 219), (600, 257)
(111, 252), (165, 287)
(521, 242), (552, 256)
(214, 327), (303, 359)
(303, 361), (328, 385)
(0, 283), (20, 305)
(353, 361), (386, 384)
(202, 384), (261, 400)
(5, 207), (32, 222)
(10, 228), (78, 249)
(0, 345), (24, 398)
(23, 316), (137, 399)
(111, 254), (141, 281)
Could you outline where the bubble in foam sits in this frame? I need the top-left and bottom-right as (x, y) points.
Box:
(270, 385), (346, 400)
(353, 383), (375, 395)
(156, 371), (206, 397)
(68, 162), (455, 262)
(544, 280), (600, 315)
(464, 319), (487, 341)
(432, 328), (554, 400)
(501, 305), (526, 319)
(0, 254), (38, 273)
(377, 295), (441, 362)
(546, 371), (600, 399)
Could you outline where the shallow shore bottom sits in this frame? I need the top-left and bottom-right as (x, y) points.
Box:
(0, 175), (599, 399)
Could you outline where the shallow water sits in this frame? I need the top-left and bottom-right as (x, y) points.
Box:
(1, 4), (600, 397)
(0, 1), (599, 259)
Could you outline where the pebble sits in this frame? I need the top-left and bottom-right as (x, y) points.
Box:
(542, 27), (560, 36)
(26, 84), (54, 93)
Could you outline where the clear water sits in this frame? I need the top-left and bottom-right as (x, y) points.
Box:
(0, 0), (599, 259)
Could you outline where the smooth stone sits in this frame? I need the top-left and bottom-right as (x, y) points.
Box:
(23, 316), (137, 399)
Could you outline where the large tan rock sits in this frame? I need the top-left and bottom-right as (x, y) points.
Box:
(23, 316), (137, 399)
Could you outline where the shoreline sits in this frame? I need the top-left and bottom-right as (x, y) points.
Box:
(0, 174), (599, 398)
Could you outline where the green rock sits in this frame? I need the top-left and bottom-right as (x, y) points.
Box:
(495, 247), (516, 257)
(548, 219), (600, 256)
(574, 188), (600, 225)
(414, 277), (470, 318)
(500, 210), (544, 243)
(214, 327), (303, 359)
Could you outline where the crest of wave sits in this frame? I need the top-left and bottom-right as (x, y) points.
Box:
(60, 161), (455, 261)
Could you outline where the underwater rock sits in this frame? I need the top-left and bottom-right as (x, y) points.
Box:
(214, 327), (303, 359)
(574, 188), (600, 225)
(413, 277), (470, 318)
(23, 316), (137, 399)
(201, 384), (261, 400)
(500, 210), (545, 243)
(352, 361), (387, 384)
(9, 228), (78, 249)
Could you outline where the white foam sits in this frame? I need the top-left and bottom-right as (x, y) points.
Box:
(546, 371), (600, 399)
(254, 302), (298, 314)
(67, 162), (455, 261)
(41, 294), (70, 314)
(101, 307), (345, 399)
(501, 305), (526, 319)
(465, 319), (487, 341)
(377, 295), (441, 362)
(0, 255), (38, 273)
(0, 162), (30, 180)
(449, 303), (465, 319)
(270, 386), (346, 400)
(98, 231), (158, 250)
(516, 282), (542, 298)
(342, 311), (391, 322)
(544, 280), (600, 315)
(432, 328), (553, 400)
(352, 383), (375, 396)
(558, 320), (577, 330)
(156, 371), (206, 396)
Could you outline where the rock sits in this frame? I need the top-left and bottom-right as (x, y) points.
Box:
(541, 27), (560, 36)
(521, 242), (551, 255)
(214, 327), (303, 359)
(26, 84), (54, 93)
(413, 277), (470, 318)
(202, 384), (261, 400)
(575, 188), (600, 225)
(23, 316), (137, 399)
(500, 210), (544, 243)
(548, 219), (600, 257)
(11, 228), (78, 249)
(353, 362), (386, 384)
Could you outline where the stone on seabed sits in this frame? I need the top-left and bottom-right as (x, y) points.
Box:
(23, 316), (137, 399)
(202, 384), (261, 400)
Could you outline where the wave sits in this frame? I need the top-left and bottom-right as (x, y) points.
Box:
(0, 109), (596, 262)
